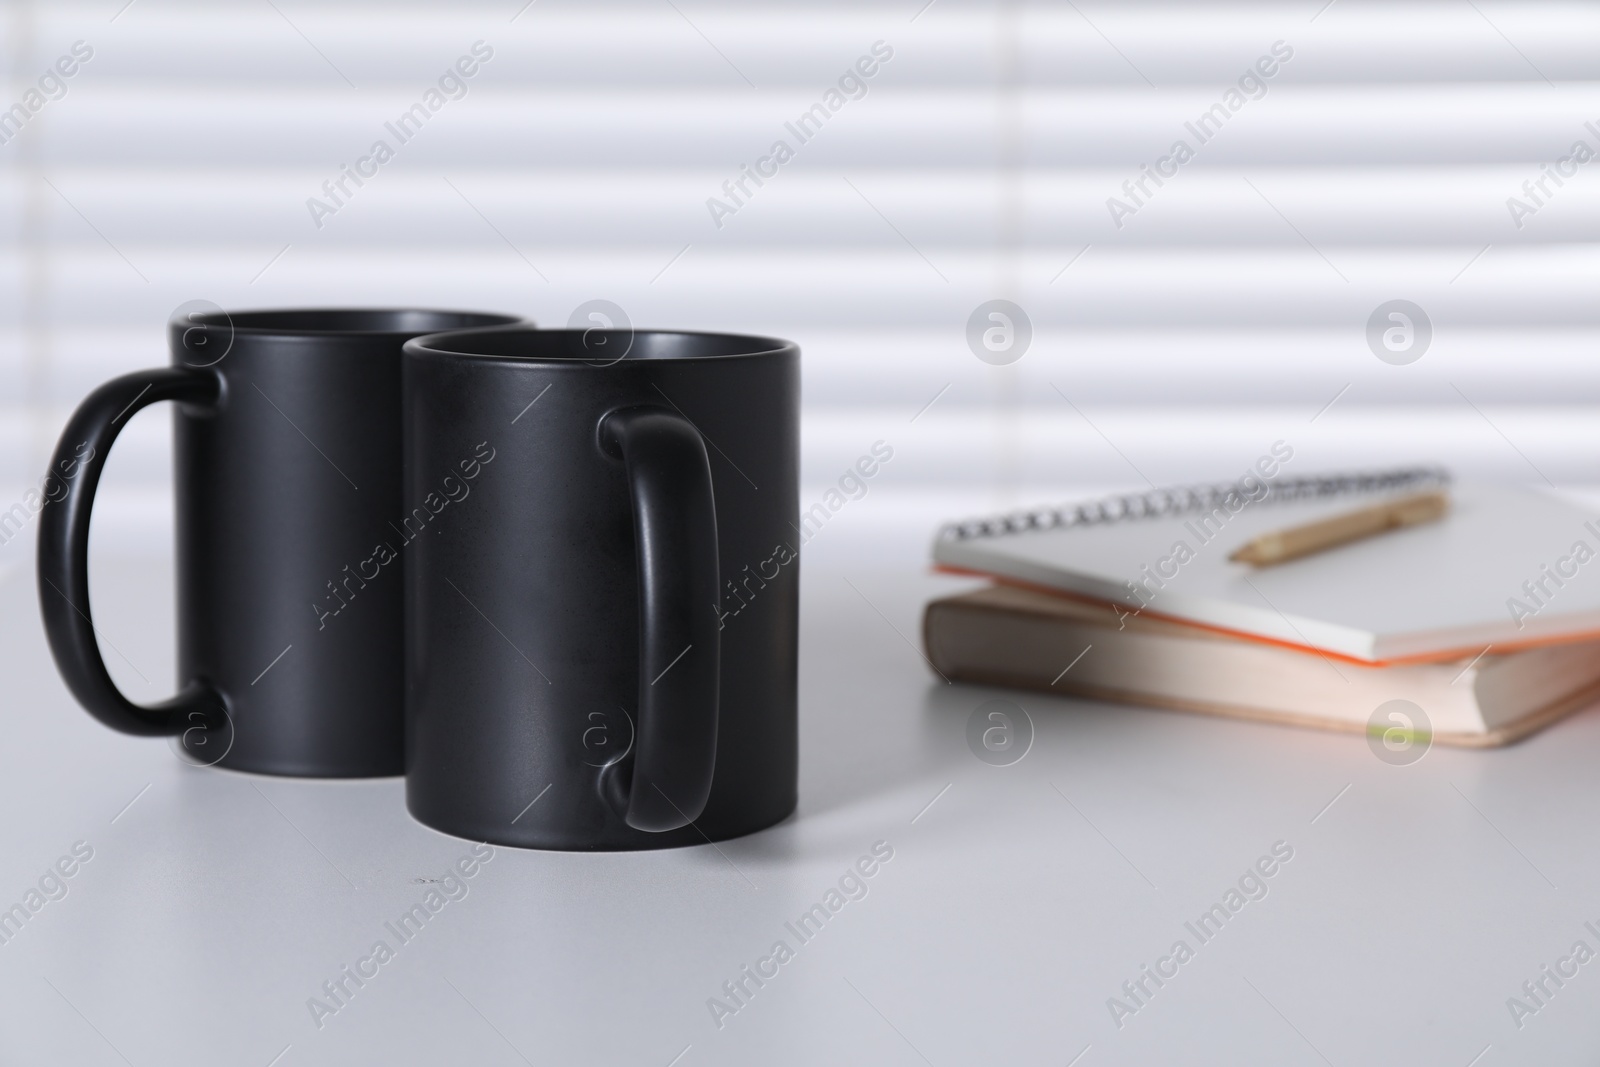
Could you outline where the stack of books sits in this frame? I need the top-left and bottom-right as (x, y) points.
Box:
(923, 472), (1600, 746)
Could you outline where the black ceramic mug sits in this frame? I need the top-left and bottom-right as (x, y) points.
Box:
(402, 327), (799, 849)
(38, 307), (523, 777)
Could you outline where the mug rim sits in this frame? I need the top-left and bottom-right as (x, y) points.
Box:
(172, 307), (526, 339)
(404, 326), (798, 363)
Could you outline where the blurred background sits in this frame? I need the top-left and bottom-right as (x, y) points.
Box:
(1, 0), (1597, 574)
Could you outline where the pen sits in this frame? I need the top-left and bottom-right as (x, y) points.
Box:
(1229, 490), (1450, 567)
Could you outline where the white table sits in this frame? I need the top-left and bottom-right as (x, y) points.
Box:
(2, 542), (1598, 1066)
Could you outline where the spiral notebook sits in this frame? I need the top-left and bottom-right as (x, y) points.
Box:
(933, 469), (1600, 664)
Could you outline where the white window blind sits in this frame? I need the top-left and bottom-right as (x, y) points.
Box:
(1, 0), (1596, 555)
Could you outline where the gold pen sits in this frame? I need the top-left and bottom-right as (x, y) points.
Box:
(1229, 490), (1450, 567)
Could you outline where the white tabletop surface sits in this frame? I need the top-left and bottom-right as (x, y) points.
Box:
(3, 536), (1600, 1067)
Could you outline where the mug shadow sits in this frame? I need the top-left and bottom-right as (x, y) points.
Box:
(783, 678), (988, 826)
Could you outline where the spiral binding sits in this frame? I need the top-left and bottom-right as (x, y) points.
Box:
(936, 466), (1453, 543)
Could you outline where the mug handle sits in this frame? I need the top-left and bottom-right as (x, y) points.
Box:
(37, 367), (223, 736)
(598, 406), (721, 832)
